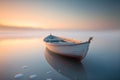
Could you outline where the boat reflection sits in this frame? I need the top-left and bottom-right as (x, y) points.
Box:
(45, 48), (87, 80)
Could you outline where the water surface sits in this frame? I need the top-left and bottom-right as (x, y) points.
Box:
(0, 30), (120, 80)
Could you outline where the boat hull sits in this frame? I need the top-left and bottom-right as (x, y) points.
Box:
(45, 42), (90, 60)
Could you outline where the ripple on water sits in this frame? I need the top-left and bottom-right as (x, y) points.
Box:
(29, 74), (37, 79)
(14, 73), (24, 79)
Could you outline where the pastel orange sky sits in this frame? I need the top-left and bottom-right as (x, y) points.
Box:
(0, 0), (120, 30)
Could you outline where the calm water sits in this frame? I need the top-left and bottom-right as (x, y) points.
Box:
(0, 30), (120, 80)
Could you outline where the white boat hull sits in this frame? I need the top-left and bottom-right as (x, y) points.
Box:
(45, 42), (90, 60)
(44, 35), (93, 60)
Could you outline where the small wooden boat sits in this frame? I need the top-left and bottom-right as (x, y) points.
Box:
(44, 34), (93, 60)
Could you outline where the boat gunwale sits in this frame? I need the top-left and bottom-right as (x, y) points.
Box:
(45, 41), (90, 46)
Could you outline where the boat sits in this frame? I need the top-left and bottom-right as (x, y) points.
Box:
(44, 34), (93, 61)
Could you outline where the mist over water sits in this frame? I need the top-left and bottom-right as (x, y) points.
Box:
(0, 30), (120, 80)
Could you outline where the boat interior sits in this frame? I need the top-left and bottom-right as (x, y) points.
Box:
(44, 35), (81, 44)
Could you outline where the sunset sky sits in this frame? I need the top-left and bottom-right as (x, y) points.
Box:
(0, 0), (120, 30)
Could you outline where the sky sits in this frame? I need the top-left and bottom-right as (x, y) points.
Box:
(0, 0), (120, 30)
